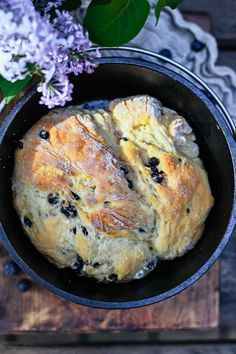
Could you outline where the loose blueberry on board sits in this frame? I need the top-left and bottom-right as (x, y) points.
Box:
(191, 39), (205, 52)
(158, 48), (172, 59)
(47, 193), (59, 205)
(109, 273), (118, 282)
(17, 279), (31, 292)
(3, 260), (20, 276)
(23, 216), (32, 228)
(39, 130), (50, 140)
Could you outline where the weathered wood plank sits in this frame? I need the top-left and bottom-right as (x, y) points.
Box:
(1, 344), (236, 354)
(0, 242), (219, 333)
(180, 0), (236, 47)
(183, 13), (212, 33)
(221, 226), (236, 325)
(217, 51), (236, 73)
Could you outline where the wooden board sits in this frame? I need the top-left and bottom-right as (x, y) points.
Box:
(1, 345), (236, 354)
(0, 75), (219, 333)
(0, 242), (219, 333)
(180, 0), (236, 47)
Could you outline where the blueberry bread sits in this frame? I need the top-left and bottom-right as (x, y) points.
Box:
(12, 95), (214, 282)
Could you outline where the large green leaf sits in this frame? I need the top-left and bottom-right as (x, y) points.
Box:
(155, 0), (183, 23)
(84, 0), (150, 46)
(0, 75), (32, 104)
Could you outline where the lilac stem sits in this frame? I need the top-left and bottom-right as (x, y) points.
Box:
(0, 100), (6, 113)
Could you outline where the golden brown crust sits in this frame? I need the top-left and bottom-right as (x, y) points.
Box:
(15, 109), (147, 235)
(13, 95), (214, 281)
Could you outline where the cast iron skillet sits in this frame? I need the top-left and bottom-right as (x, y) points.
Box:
(0, 58), (235, 309)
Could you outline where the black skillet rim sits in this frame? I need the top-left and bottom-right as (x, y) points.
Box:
(0, 57), (235, 309)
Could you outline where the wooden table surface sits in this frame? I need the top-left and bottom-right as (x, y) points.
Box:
(0, 0), (236, 352)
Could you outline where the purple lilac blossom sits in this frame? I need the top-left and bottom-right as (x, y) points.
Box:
(38, 74), (73, 108)
(0, 0), (100, 108)
(44, 0), (64, 13)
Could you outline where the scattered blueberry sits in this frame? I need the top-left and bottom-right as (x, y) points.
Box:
(126, 179), (133, 189)
(178, 158), (182, 162)
(109, 273), (118, 282)
(61, 202), (77, 218)
(159, 48), (172, 59)
(138, 228), (146, 233)
(47, 193), (59, 205)
(147, 261), (155, 270)
(17, 279), (31, 292)
(186, 208), (190, 214)
(71, 191), (80, 201)
(73, 256), (84, 274)
(149, 157), (160, 169)
(72, 227), (77, 235)
(191, 39), (205, 52)
(93, 262), (101, 268)
(23, 216), (32, 228)
(151, 171), (164, 184)
(17, 141), (24, 149)
(120, 137), (128, 141)
(82, 226), (88, 236)
(39, 130), (50, 140)
(3, 260), (20, 276)
(120, 165), (129, 175)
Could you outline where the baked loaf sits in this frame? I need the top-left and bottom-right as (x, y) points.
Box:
(12, 95), (214, 282)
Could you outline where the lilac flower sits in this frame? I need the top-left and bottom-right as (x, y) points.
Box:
(38, 74), (73, 108)
(0, 0), (100, 108)
(53, 10), (100, 76)
(33, 0), (64, 14)
(53, 10), (91, 52)
(44, 1), (64, 13)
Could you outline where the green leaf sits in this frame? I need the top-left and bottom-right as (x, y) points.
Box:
(59, 0), (82, 11)
(155, 0), (183, 23)
(84, 0), (150, 46)
(0, 75), (32, 104)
